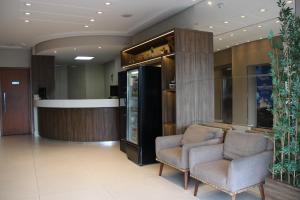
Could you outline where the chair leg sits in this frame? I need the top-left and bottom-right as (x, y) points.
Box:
(194, 180), (200, 196)
(231, 194), (236, 200)
(159, 163), (164, 176)
(183, 171), (189, 190)
(259, 183), (265, 200)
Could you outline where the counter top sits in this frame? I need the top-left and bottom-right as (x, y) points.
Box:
(34, 99), (119, 108)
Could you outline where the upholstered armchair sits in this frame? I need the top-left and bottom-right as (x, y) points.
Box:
(189, 130), (273, 200)
(155, 124), (224, 189)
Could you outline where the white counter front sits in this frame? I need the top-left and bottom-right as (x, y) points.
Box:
(34, 99), (119, 108)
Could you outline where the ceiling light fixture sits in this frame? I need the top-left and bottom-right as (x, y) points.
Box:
(230, 33), (234, 37)
(258, 25), (262, 28)
(84, 25), (89, 28)
(207, 1), (212, 6)
(90, 19), (95, 22)
(241, 15), (246, 18)
(24, 19), (30, 23)
(98, 46), (102, 49)
(243, 29), (247, 32)
(287, 1), (293, 4)
(259, 37), (263, 40)
(224, 21), (229, 24)
(260, 8), (266, 12)
(218, 38), (223, 41)
(276, 20), (280, 23)
(105, 2), (111, 6)
(97, 11), (103, 14)
(75, 56), (94, 61)
(25, 12), (31, 15)
(209, 26), (213, 29)
(74, 48), (77, 51)
(54, 50), (57, 54)
(25, 3), (31, 6)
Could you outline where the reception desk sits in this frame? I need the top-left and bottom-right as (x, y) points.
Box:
(34, 99), (119, 142)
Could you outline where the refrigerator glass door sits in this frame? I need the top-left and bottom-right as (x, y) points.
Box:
(127, 69), (139, 144)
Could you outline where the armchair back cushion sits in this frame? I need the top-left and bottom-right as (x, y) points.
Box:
(181, 124), (223, 145)
(224, 131), (272, 160)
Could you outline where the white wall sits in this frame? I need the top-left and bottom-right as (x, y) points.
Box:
(85, 63), (105, 99)
(104, 57), (121, 98)
(54, 65), (68, 99)
(0, 48), (31, 68)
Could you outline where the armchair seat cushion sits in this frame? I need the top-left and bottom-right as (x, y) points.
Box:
(157, 147), (184, 169)
(191, 159), (230, 190)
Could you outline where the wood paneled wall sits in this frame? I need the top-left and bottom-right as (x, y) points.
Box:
(38, 107), (119, 142)
(231, 39), (272, 125)
(175, 29), (214, 134)
(31, 55), (55, 98)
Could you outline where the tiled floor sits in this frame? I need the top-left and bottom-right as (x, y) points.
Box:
(0, 135), (261, 200)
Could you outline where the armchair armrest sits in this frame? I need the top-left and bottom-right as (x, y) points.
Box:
(189, 143), (224, 170)
(228, 151), (273, 192)
(181, 138), (223, 169)
(155, 134), (183, 155)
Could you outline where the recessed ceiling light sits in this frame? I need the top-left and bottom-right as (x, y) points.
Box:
(97, 11), (103, 14)
(90, 19), (95, 22)
(25, 12), (31, 15)
(260, 8), (266, 12)
(75, 56), (94, 61)
(230, 33), (234, 37)
(54, 50), (57, 54)
(287, 1), (293, 4)
(224, 21), (229, 24)
(25, 3), (31, 6)
(247, 40), (250, 42)
(84, 25), (89, 28)
(226, 45), (230, 48)
(98, 46), (102, 49)
(105, 2), (111, 6)
(259, 37), (263, 40)
(258, 25), (263, 28)
(207, 1), (212, 6)
(209, 26), (213, 29)
(241, 15), (246, 18)
(243, 29), (247, 32)
(74, 48), (77, 51)
(276, 20), (280, 23)
(218, 38), (223, 41)
(24, 19), (30, 23)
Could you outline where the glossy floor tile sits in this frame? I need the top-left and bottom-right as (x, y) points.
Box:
(0, 135), (261, 200)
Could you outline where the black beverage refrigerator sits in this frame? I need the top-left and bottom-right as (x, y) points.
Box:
(125, 66), (162, 165)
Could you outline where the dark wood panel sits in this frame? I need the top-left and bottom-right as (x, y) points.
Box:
(31, 55), (55, 98)
(38, 107), (119, 142)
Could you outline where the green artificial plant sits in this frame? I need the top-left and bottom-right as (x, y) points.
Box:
(268, 0), (300, 187)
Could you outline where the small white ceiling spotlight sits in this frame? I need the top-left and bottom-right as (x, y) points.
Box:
(224, 21), (229, 24)
(25, 12), (31, 15)
(90, 19), (95, 22)
(241, 15), (246, 18)
(207, 1), (213, 6)
(25, 2), (31, 6)
(97, 11), (103, 14)
(24, 19), (30, 23)
(258, 25), (263, 28)
(209, 26), (213, 29)
(260, 8), (266, 12)
(84, 25), (89, 28)
(243, 29), (247, 32)
(105, 2), (112, 6)
(98, 46), (102, 49)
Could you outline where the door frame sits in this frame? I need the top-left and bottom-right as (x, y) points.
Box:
(0, 67), (32, 136)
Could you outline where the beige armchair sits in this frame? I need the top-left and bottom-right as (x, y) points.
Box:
(189, 130), (273, 200)
(155, 124), (224, 189)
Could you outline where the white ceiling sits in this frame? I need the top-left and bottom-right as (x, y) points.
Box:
(0, 0), (295, 64)
(0, 0), (196, 48)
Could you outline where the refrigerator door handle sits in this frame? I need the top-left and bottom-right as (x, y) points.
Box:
(2, 92), (7, 112)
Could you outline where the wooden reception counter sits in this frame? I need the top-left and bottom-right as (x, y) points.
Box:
(34, 99), (119, 142)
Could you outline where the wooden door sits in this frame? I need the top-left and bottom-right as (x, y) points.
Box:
(0, 68), (30, 136)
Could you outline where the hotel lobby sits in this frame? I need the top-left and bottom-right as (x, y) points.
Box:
(0, 0), (299, 200)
